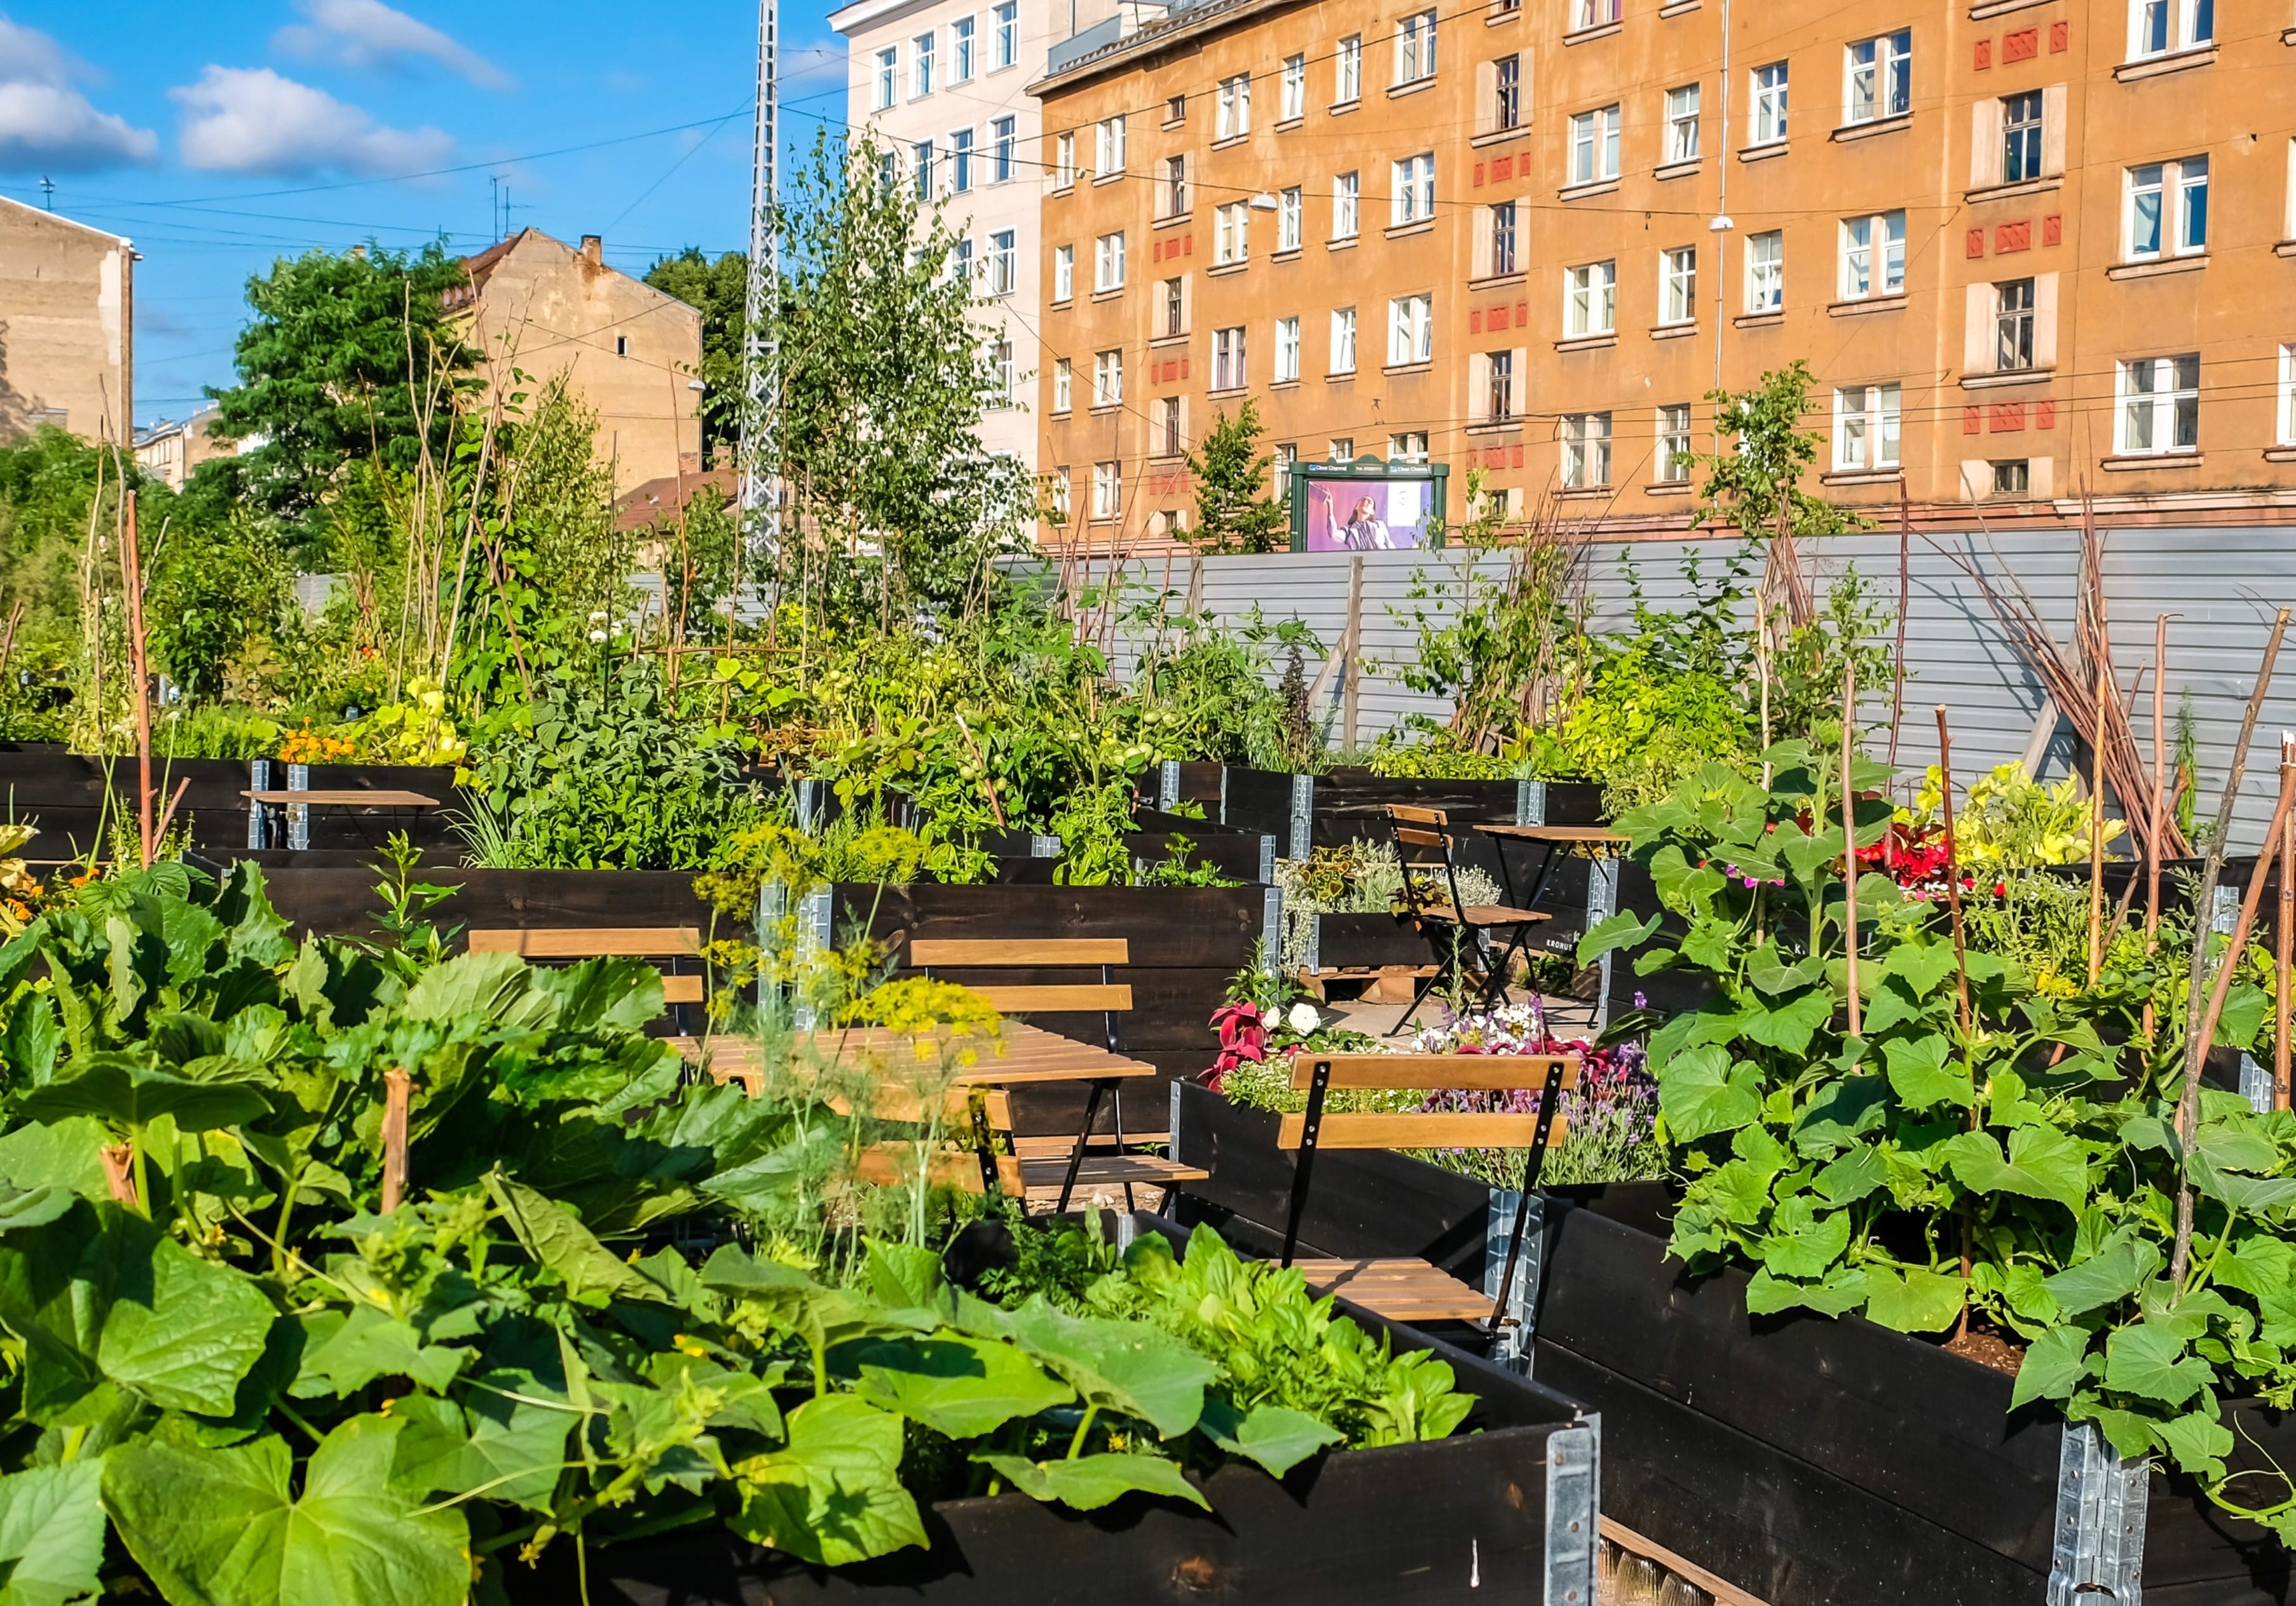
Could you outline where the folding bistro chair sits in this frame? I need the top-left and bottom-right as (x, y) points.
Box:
(1277, 1050), (1578, 1353)
(1384, 804), (1550, 1034)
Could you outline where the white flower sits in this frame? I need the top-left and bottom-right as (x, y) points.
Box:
(1287, 1001), (1320, 1034)
(587, 610), (609, 623)
(587, 629), (608, 642)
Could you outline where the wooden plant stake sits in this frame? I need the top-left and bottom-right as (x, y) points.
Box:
(2183, 763), (2296, 1113)
(380, 1067), (414, 1213)
(121, 491), (154, 867)
(2088, 652), (2109, 987)
(2145, 615), (2170, 1042)
(2279, 736), (2295, 1111)
(1840, 664), (1861, 1038)
(98, 1141), (138, 1209)
(1934, 706), (1973, 1035)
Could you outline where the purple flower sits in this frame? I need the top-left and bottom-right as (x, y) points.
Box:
(1633, 991), (1648, 1009)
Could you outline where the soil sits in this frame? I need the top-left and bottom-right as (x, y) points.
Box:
(1941, 1321), (2027, 1376)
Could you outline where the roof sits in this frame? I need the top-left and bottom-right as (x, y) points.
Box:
(614, 465), (736, 533)
(0, 193), (131, 247)
(445, 228), (695, 320)
(1028, 0), (1278, 93)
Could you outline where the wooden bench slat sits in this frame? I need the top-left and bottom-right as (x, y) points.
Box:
(1289, 1258), (1492, 1322)
(469, 928), (700, 958)
(853, 1144), (1023, 1194)
(970, 984), (1133, 1013)
(910, 938), (1129, 965)
(1277, 1112), (1570, 1150)
(660, 975), (706, 1004)
(1016, 1155), (1209, 1186)
(1287, 1053), (1580, 1091)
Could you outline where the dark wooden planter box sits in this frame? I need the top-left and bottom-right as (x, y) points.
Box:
(1534, 1190), (2296, 1606)
(506, 1223), (1594, 1606)
(1220, 767), (1592, 855)
(1304, 910), (1432, 972)
(256, 865), (721, 937)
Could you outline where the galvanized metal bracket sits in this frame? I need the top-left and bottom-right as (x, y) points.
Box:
(1516, 778), (1548, 827)
(1484, 1189), (1543, 1372)
(248, 760), (271, 849)
(285, 762), (311, 851)
(2241, 1052), (2274, 1114)
(1543, 1419), (1601, 1606)
(794, 778), (822, 832)
(1257, 832), (1276, 886)
(1168, 1079), (1184, 1163)
(2046, 1420), (2147, 1605)
(1259, 886), (1285, 976)
(1030, 833), (1062, 858)
(791, 888), (834, 1030)
(1587, 860), (1621, 1036)
(1302, 912), (1322, 976)
(1288, 773), (1315, 862)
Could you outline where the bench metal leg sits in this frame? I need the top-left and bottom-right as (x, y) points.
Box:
(1054, 1077), (1111, 1215)
(1279, 1058), (1334, 1268)
(1486, 1057), (1568, 1356)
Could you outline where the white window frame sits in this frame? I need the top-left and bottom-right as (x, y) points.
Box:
(990, 337), (1013, 407)
(1215, 201), (1250, 264)
(995, 0), (1018, 67)
(952, 15), (977, 82)
(1275, 315), (1302, 382)
(1570, 0), (1621, 28)
(1845, 30), (1911, 126)
(1052, 357), (1072, 413)
(1329, 437), (1355, 462)
(1569, 105), (1622, 185)
(1330, 306), (1358, 373)
(1390, 430), (1430, 463)
(1746, 230), (1785, 312)
(1336, 34), (1362, 102)
(1750, 61), (1789, 147)
(2000, 91), (2043, 184)
(911, 32), (935, 97)
(1665, 84), (1701, 163)
(1278, 186), (1303, 251)
(987, 230), (1016, 297)
(1564, 259), (1617, 337)
(1832, 383), (1903, 470)
(1487, 201), (1519, 277)
(1095, 230), (1126, 291)
(1395, 9), (1438, 85)
(1212, 325), (1247, 391)
(1484, 348), (1516, 421)
(948, 127), (974, 193)
(2129, 0), (2211, 61)
(1838, 211), (1906, 300)
(992, 115), (1016, 182)
(2124, 156), (2208, 261)
(1093, 348), (1124, 408)
(1053, 244), (1074, 302)
(1281, 54), (1307, 120)
(1094, 114), (1126, 175)
(912, 139), (935, 199)
(1054, 131), (1076, 188)
(1388, 293), (1433, 366)
(2116, 353), (2199, 455)
(1333, 171), (1361, 239)
(1391, 153), (1435, 225)
(1216, 74), (1252, 139)
(873, 48), (898, 111)
(2278, 343), (2296, 446)
(1560, 413), (1612, 488)
(1656, 403), (1693, 483)
(1091, 461), (1121, 520)
(1660, 246), (1697, 325)
(1051, 467), (1072, 520)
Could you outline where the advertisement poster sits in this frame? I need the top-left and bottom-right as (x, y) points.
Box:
(1299, 475), (1434, 551)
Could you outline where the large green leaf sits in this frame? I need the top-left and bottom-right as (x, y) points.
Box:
(1939, 1126), (2088, 1214)
(1197, 1399), (1342, 1477)
(1739, 990), (1833, 1055)
(484, 1172), (673, 1305)
(1576, 910), (1660, 968)
(976, 1452), (1209, 1511)
(1745, 1266), (1869, 1318)
(105, 1417), (470, 1606)
(2156, 1407), (2234, 1479)
(731, 1396), (926, 1567)
(1812, 1145), (1888, 1206)
(1861, 1265), (1968, 1333)
(1657, 1045), (1762, 1143)
(847, 1335), (1072, 1439)
(289, 1306), (468, 1398)
(998, 1300), (1214, 1438)
(1882, 1036), (1972, 1111)
(2042, 1232), (2159, 1318)
(18, 1057), (269, 1134)
(97, 1235), (277, 1416)
(2008, 1325), (2091, 1410)
(0, 1459), (106, 1606)
(1793, 1078), (1890, 1162)
(2101, 1322), (2210, 1408)
(1880, 941), (1958, 999)
(1756, 1198), (1850, 1280)
(0, 1185), (72, 1235)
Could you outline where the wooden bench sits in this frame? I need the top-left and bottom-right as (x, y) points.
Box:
(468, 928), (708, 1029)
(1278, 1050), (1579, 1341)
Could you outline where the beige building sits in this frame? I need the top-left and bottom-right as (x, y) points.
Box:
(1032, 0), (2296, 546)
(0, 196), (132, 446)
(448, 230), (702, 493)
(133, 402), (236, 490)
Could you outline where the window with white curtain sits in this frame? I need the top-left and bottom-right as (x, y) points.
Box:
(1564, 260), (1616, 336)
(1395, 10), (1437, 83)
(1833, 383), (1902, 470)
(1388, 294), (1433, 364)
(1276, 316), (1301, 381)
(1660, 247), (1697, 325)
(1750, 61), (1788, 145)
(1845, 31), (1911, 124)
(1330, 306), (1357, 373)
(1561, 413), (1611, 486)
(2125, 157), (2208, 259)
(1569, 106), (1622, 184)
(1747, 231), (1785, 310)
(1333, 171), (1360, 238)
(2117, 355), (2199, 453)
(1391, 153), (1435, 224)
(1839, 212), (1905, 299)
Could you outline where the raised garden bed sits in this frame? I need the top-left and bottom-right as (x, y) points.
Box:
(1533, 1189), (2296, 1606)
(1219, 767), (1604, 856)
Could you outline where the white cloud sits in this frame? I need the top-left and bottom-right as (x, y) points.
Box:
(0, 17), (158, 172)
(274, 0), (510, 91)
(173, 66), (451, 177)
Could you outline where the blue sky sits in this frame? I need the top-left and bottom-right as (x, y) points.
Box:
(0, 1), (849, 426)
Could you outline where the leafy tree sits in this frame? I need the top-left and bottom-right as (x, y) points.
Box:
(499, 373), (631, 626)
(207, 241), (474, 547)
(643, 248), (748, 463)
(146, 513), (292, 702)
(1185, 399), (1287, 554)
(1691, 359), (1865, 542)
(0, 426), (135, 668)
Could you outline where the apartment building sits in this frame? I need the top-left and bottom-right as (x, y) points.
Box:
(1030, 0), (2296, 547)
(0, 196), (133, 446)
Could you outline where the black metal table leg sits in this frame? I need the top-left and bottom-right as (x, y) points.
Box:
(1054, 1077), (1110, 1214)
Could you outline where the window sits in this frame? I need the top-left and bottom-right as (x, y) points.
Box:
(1274, 443), (1297, 495)
(1333, 172), (1360, 239)
(953, 15), (976, 81)
(1665, 85), (1702, 163)
(2281, 344), (2296, 445)
(1390, 431), (1430, 462)
(1215, 202), (1250, 264)
(986, 230), (1016, 296)
(1845, 31), (1911, 125)
(1051, 467), (1072, 520)
(1564, 260), (1617, 336)
(1391, 153), (1436, 224)
(1095, 231), (1126, 291)
(2002, 92), (2043, 184)
(1276, 316), (1302, 381)
(912, 32), (934, 96)
(1833, 383), (1902, 470)
(615, 334), (628, 356)
(1329, 437), (1355, 461)
(1561, 413), (1611, 486)
(1156, 396), (1184, 456)
(1281, 54), (1306, 120)
(912, 139), (935, 199)
(1054, 131), (1076, 187)
(1094, 115), (1126, 175)
(2126, 157), (2208, 260)
(1656, 404), (1693, 482)
(1330, 307), (1358, 373)
(1053, 244), (1074, 301)
(1166, 94), (1186, 124)
(1213, 326), (1247, 390)
(1660, 246), (1697, 324)
(1839, 212), (1905, 299)
(1336, 34), (1362, 102)
(877, 148), (898, 192)
(1991, 460), (2030, 496)
(1279, 187), (1303, 251)
(1161, 277), (1185, 336)
(1995, 278), (2035, 371)
(949, 128), (974, 192)
(1569, 106), (1622, 185)
(1396, 10), (1437, 84)
(1746, 230), (1784, 311)
(1751, 61), (1788, 146)
(1489, 202), (1519, 276)
(2129, 0), (2211, 60)
(1161, 508), (1188, 539)
(1388, 293), (1433, 364)
(952, 236), (973, 287)
(2117, 354), (2199, 454)
(988, 116), (1015, 182)
(1093, 348), (1124, 407)
(1162, 154), (1187, 216)
(1053, 358), (1072, 413)
(990, 338), (1013, 406)
(1494, 55), (1522, 130)
(1091, 462), (1121, 519)
(1571, 0), (1620, 29)
(1217, 74), (1252, 139)
(995, 1), (1018, 67)
(1486, 349), (1516, 420)
(873, 48), (898, 111)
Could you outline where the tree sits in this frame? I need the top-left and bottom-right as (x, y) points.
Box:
(1691, 360), (1864, 543)
(643, 249), (747, 464)
(207, 241), (474, 546)
(146, 513), (292, 703)
(1185, 399), (1287, 553)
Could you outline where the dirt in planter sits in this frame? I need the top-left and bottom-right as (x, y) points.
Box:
(1941, 1320), (2026, 1376)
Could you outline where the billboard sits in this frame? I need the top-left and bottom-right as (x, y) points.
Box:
(1287, 460), (1448, 552)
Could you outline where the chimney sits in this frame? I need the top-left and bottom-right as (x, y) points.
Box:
(580, 235), (603, 266)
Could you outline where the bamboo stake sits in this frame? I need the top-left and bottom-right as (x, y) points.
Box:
(2146, 615), (2170, 1042)
(1935, 706), (1974, 1034)
(98, 1141), (138, 1209)
(1841, 662), (1862, 1038)
(380, 1067), (413, 1213)
(1888, 486), (1910, 767)
(2088, 650), (2110, 987)
(2278, 736), (2295, 1111)
(2187, 761), (2296, 1102)
(121, 492), (154, 867)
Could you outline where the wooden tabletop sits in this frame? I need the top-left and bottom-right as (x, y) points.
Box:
(243, 789), (441, 807)
(1471, 823), (1627, 846)
(674, 1020), (1160, 1087)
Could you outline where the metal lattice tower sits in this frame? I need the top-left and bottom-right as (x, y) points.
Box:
(738, 0), (781, 563)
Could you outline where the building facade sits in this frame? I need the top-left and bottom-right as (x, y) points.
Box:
(448, 230), (702, 494)
(0, 196), (133, 447)
(133, 402), (236, 490)
(1030, 0), (2296, 548)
